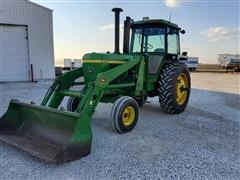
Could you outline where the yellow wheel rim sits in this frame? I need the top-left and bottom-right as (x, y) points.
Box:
(176, 73), (188, 105)
(122, 106), (135, 126)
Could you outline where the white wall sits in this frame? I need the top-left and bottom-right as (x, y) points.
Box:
(0, 0), (55, 80)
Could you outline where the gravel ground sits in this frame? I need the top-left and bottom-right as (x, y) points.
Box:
(0, 72), (239, 180)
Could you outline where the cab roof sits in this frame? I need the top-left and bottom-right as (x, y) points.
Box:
(132, 19), (181, 30)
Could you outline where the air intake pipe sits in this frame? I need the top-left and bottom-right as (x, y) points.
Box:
(123, 16), (131, 54)
(112, 8), (123, 54)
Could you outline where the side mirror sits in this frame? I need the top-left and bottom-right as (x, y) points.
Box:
(180, 29), (185, 34)
(182, 51), (187, 56)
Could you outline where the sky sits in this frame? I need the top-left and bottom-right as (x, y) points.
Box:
(32, 0), (240, 65)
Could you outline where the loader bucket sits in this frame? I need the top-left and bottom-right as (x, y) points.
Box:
(0, 100), (92, 163)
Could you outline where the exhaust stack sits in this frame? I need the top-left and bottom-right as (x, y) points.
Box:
(112, 8), (123, 54)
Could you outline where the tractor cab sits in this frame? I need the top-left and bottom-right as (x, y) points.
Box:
(130, 19), (181, 55)
(128, 18), (185, 75)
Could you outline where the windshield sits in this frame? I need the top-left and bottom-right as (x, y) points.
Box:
(130, 26), (166, 53)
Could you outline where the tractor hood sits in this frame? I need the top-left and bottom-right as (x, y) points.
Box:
(82, 52), (139, 83)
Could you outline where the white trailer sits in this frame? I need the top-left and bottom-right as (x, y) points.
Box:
(73, 59), (82, 68)
(186, 57), (199, 71)
(63, 59), (72, 69)
(63, 59), (82, 71)
(218, 54), (240, 70)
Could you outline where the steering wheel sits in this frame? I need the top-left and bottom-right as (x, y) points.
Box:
(143, 43), (153, 50)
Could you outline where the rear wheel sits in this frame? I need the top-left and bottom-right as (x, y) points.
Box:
(110, 96), (139, 133)
(158, 63), (191, 114)
(67, 97), (80, 112)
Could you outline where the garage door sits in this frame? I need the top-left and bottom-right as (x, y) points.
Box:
(0, 25), (30, 82)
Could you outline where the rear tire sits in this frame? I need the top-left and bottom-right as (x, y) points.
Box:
(67, 97), (80, 112)
(110, 96), (139, 133)
(158, 63), (191, 114)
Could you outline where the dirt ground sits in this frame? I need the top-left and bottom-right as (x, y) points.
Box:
(191, 72), (239, 94)
(0, 72), (239, 180)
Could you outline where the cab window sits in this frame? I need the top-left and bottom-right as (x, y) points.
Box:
(131, 28), (143, 53)
(167, 28), (179, 54)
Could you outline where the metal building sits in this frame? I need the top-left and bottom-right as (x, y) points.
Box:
(0, 0), (55, 82)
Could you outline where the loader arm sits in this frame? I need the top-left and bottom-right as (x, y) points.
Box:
(95, 58), (141, 88)
(41, 67), (84, 108)
(71, 58), (141, 143)
(41, 58), (142, 148)
(0, 59), (142, 163)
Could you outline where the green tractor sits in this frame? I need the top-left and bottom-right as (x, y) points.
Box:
(0, 8), (190, 163)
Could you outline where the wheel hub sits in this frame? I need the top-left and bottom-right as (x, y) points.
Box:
(122, 106), (135, 126)
(176, 73), (188, 105)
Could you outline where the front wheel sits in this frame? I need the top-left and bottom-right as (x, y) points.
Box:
(110, 96), (139, 133)
(158, 63), (191, 114)
(67, 97), (80, 112)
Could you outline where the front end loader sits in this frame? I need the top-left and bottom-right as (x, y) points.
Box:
(0, 8), (191, 163)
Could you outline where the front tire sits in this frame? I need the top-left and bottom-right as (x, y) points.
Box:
(110, 96), (139, 133)
(67, 97), (80, 112)
(158, 63), (191, 114)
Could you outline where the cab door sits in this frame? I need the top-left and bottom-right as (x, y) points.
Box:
(142, 27), (166, 75)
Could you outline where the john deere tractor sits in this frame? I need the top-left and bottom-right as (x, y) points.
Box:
(0, 8), (190, 163)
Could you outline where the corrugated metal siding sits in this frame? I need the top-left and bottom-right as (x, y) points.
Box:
(0, 0), (55, 80)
